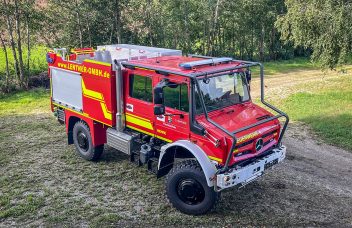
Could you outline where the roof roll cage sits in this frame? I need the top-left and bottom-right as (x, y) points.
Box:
(121, 59), (256, 78)
(121, 57), (289, 174)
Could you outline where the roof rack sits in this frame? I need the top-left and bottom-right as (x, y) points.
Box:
(179, 57), (232, 70)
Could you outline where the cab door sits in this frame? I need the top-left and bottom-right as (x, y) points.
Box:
(154, 78), (190, 142)
(125, 72), (155, 136)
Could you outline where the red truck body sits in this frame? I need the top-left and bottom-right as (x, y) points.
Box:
(47, 44), (288, 215)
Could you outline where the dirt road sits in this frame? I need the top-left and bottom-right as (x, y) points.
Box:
(0, 68), (351, 226)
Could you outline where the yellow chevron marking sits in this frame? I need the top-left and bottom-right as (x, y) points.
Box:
(100, 103), (112, 120)
(126, 114), (153, 130)
(82, 80), (103, 100)
(82, 79), (112, 121)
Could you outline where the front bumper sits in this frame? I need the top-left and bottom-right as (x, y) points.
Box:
(216, 145), (286, 189)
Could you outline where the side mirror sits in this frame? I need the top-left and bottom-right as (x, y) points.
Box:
(154, 86), (163, 104)
(154, 105), (165, 115)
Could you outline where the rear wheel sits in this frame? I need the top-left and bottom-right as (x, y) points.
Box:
(73, 121), (103, 161)
(165, 160), (220, 215)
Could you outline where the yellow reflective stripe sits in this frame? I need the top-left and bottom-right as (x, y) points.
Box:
(71, 48), (95, 53)
(84, 59), (111, 67)
(72, 51), (94, 54)
(53, 103), (112, 127)
(126, 112), (150, 122)
(53, 103), (88, 117)
(126, 114), (153, 130)
(208, 156), (222, 163)
(100, 103), (112, 120)
(126, 124), (172, 143)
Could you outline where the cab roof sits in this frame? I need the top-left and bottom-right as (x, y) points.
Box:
(122, 55), (258, 78)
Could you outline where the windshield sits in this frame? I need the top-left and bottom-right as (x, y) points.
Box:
(196, 72), (250, 113)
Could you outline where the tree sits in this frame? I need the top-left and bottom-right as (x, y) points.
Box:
(0, 32), (10, 92)
(14, 0), (26, 88)
(3, 0), (20, 84)
(276, 0), (352, 68)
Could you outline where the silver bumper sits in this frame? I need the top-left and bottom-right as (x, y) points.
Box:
(217, 145), (286, 189)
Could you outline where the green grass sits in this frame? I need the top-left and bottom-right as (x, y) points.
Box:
(0, 88), (49, 116)
(0, 46), (47, 79)
(280, 76), (352, 150)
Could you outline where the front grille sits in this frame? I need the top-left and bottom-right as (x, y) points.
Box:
(235, 139), (255, 149)
(234, 150), (252, 157)
(264, 138), (274, 146)
(262, 130), (277, 138)
(235, 130), (276, 149)
(233, 130), (277, 158)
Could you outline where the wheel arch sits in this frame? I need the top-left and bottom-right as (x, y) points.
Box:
(64, 109), (107, 146)
(67, 116), (81, 144)
(157, 140), (217, 187)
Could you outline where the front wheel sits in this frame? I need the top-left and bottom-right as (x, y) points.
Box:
(165, 160), (220, 215)
(72, 121), (103, 161)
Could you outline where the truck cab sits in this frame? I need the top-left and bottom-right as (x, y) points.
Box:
(47, 44), (289, 215)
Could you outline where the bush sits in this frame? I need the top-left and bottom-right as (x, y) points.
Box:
(28, 72), (49, 89)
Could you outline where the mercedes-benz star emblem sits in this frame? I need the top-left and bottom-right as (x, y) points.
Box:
(255, 138), (264, 152)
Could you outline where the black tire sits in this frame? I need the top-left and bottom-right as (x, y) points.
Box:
(165, 160), (220, 215)
(72, 121), (103, 161)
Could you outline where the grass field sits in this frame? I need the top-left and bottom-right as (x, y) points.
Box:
(0, 59), (352, 226)
(280, 75), (352, 150)
(0, 46), (47, 79)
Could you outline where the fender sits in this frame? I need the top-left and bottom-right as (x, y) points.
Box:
(158, 140), (217, 187)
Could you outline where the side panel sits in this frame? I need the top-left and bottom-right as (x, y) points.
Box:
(47, 52), (116, 127)
(51, 67), (82, 110)
(81, 61), (116, 126)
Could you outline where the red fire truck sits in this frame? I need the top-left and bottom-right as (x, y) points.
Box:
(47, 44), (289, 215)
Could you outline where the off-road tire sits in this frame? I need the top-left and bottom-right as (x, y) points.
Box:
(73, 121), (103, 161)
(165, 160), (220, 215)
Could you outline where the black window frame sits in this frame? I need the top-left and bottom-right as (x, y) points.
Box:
(129, 74), (153, 102)
(163, 83), (189, 112)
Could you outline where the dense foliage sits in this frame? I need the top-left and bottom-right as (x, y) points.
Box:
(0, 0), (351, 91)
(276, 0), (352, 68)
(45, 0), (295, 60)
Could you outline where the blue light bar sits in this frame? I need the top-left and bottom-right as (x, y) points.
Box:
(179, 57), (232, 70)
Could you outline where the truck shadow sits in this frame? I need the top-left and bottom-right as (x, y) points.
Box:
(100, 145), (129, 163)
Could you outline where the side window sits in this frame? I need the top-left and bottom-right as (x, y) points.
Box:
(129, 74), (152, 102)
(164, 83), (189, 112)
